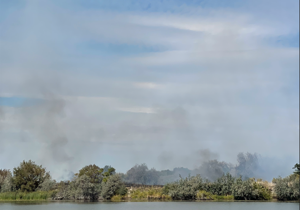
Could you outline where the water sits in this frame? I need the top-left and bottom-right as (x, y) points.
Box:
(0, 201), (298, 210)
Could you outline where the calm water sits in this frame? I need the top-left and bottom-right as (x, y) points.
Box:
(0, 201), (298, 210)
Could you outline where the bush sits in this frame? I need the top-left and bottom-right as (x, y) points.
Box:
(111, 194), (123, 201)
(1, 172), (15, 192)
(37, 178), (56, 191)
(197, 190), (214, 200)
(163, 175), (202, 200)
(232, 177), (271, 200)
(69, 175), (101, 200)
(232, 177), (254, 200)
(101, 175), (124, 200)
(273, 175), (299, 201)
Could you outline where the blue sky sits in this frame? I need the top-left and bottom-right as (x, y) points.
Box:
(0, 0), (298, 180)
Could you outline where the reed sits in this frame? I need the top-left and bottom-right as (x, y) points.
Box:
(0, 191), (57, 201)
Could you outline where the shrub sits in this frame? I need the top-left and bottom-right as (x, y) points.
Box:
(1, 172), (15, 192)
(69, 175), (101, 200)
(163, 175), (202, 200)
(274, 175), (299, 201)
(37, 178), (56, 191)
(232, 177), (271, 200)
(101, 175), (124, 200)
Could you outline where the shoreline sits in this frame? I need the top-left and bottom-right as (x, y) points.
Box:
(1, 199), (299, 203)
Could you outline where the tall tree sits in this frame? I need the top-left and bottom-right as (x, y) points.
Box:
(76, 164), (104, 184)
(13, 160), (50, 192)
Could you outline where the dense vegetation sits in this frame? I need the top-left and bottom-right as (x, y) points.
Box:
(0, 160), (125, 201)
(162, 174), (272, 200)
(0, 160), (299, 201)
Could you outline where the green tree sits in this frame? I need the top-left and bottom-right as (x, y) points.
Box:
(231, 177), (254, 200)
(76, 164), (104, 184)
(293, 163), (300, 176)
(0, 169), (12, 192)
(101, 174), (125, 200)
(13, 160), (50, 192)
(69, 175), (101, 200)
(37, 178), (56, 191)
(0, 171), (15, 192)
(274, 175), (299, 201)
(102, 166), (116, 183)
(163, 175), (203, 200)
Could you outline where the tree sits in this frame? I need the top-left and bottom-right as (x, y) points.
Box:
(1, 171), (15, 192)
(213, 173), (235, 196)
(293, 163), (300, 176)
(231, 177), (254, 200)
(273, 175), (299, 201)
(101, 174), (125, 200)
(13, 160), (50, 192)
(37, 178), (56, 191)
(0, 169), (12, 192)
(70, 175), (101, 200)
(76, 164), (104, 184)
(102, 166), (116, 183)
(163, 175), (203, 200)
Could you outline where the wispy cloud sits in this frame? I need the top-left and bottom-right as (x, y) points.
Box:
(0, 0), (298, 179)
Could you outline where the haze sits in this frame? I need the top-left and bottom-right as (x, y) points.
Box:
(0, 0), (298, 181)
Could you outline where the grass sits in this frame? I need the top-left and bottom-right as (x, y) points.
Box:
(129, 187), (171, 200)
(197, 190), (234, 201)
(111, 195), (125, 201)
(0, 191), (57, 201)
(211, 195), (234, 200)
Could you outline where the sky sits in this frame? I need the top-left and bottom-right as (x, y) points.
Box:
(0, 0), (299, 181)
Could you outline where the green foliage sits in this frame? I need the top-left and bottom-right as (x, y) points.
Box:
(111, 194), (123, 201)
(252, 182), (272, 200)
(69, 175), (101, 200)
(101, 174), (124, 200)
(203, 173), (235, 195)
(196, 190), (214, 200)
(77, 164), (104, 184)
(0, 191), (57, 201)
(163, 175), (202, 200)
(232, 177), (253, 200)
(0, 170), (13, 192)
(1, 171), (15, 192)
(76, 164), (116, 184)
(130, 187), (171, 200)
(102, 166), (116, 183)
(55, 181), (70, 199)
(130, 189), (148, 199)
(293, 163), (300, 176)
(273, 175), (299, 201)
(37, 178), (56, 191)
(232, 177), (271, 200)
(115, 184), (128, 196)
(13, 160), (50, 192)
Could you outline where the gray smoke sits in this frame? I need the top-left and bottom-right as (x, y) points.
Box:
(0, 0), (298, 181)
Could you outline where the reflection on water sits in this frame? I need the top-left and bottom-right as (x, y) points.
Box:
(0, 201), (299, 210)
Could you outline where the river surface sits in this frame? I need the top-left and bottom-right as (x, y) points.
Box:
(0, 201), (299, 210)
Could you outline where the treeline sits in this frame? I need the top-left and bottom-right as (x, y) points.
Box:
(120, 153), (269, 185)
(0, 160), (126, 200)
(0, 160), (299, 201)
(163, 172), (299, 201)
